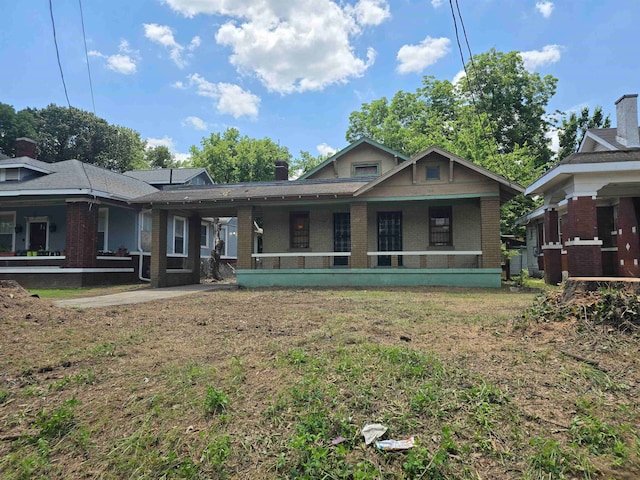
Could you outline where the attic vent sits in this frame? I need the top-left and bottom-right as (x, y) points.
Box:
(1, 168), (19, 181)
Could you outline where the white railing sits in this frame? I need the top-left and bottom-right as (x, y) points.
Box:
(252, 252), (350, 258)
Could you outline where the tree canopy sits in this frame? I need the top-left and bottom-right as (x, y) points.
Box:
(145, 145), (178, 169)
(557, 106), (610, 160)
(190, 127), (292, 183)
(0, 103), (148, 172)
(346, 49), (560, 235)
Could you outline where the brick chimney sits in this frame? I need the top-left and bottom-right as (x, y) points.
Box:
(275, 160), (289, 181)
(615, 94), (640, 148)
(15, 137), (37, 159)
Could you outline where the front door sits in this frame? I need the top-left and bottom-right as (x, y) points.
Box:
(377, 212), (402, 267)
(333, 212), (350, 266)
(29, 222), (47, 251)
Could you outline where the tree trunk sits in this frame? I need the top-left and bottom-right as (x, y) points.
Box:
(209, 218), (224, 281)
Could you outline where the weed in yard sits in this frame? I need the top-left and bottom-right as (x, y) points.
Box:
(569, 414), (628, 459)
(527, 438), (570, 479)
(204, 385), (228, 415)
(36, 397), (80, 439)
(202, 435), (230, 476)
(89, 341), (117, 357)
(0, 388), (8, 403)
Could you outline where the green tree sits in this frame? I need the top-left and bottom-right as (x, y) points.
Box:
(190, 127), (291, 183)
(145, 145), (177, 169)
(0, 103), (36, 156)
(557, 106), (611, 160)
(290, 150), (327, 177)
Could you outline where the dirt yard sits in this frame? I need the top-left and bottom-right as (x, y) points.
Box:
(0, 281), (638, 479)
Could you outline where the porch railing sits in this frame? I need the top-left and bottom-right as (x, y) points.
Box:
(250, 250), (482, 269)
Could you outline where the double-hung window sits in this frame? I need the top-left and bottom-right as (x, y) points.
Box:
(290, 212), (310, 249)
(429, 206), (452, 246)
(97, 208), (108, 251)
(173, 217), (186, 254)
(0, 212), (16, 252)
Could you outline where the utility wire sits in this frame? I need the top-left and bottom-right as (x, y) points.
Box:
(78, 0), (96, 114)
(447, 0), (513, 183)
(49, 0), (71, 107)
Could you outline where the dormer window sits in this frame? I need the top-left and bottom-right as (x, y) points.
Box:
(0, 168), (19, 182)
(352, 163), (380, 177)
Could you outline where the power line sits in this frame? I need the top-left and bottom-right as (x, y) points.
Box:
(78, 0), (96, 114)
(447, 0), (513, 183)
(49, 0), (71, 107)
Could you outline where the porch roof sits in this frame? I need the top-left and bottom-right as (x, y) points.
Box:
(130, 177), (370, 206)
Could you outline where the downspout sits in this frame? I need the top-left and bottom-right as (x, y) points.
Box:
(137, 210), (150, 282)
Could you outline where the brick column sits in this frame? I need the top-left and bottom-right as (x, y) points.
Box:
(565, 196), (602, 277)
(616, 197), (640, 277)
(542, 207), (562, 285)
(150, 209), (168, 288)
(188, 215), (201, 284)
(350, 202), (368, 269)
(480, 196), (501, 269)
(237, 205), (254, 270)
(64, 201), (98, 268)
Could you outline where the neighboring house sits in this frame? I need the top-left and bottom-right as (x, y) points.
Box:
(132, 138), (523, 288)
(0, 138), (218, 287)
(520, 94), (640, 284)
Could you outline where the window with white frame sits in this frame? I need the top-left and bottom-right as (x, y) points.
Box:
(0, 168), (19, 182)
(97, 208), (108, 251)
(173, 216), (186, 254)
(0, 212), (16, 252)
(200, 222), (209, 248)
(141, 211), (152, 252)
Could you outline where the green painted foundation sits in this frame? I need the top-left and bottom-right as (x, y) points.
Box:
(237, 268), (502, 288)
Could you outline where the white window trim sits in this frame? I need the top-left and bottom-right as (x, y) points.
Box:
(26, 216), (50, 251)
(0, 211), (16, 252)
(139, 210), (152, 253)
(200, 222), (210, 248)
(0, 168), (20, 182)
(98, 207), (109, 252)
(173, 216), (187, 255)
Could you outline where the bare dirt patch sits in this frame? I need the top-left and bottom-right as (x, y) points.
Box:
(1, 283), (638, 479)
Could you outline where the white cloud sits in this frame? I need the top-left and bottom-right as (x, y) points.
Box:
(165, 0), (387, 94)
(535, 1), (554, 18)
(431, 0), (443, 7)
(179, 73), (261, 119)
(452, 69), (466, 85)
(546, 127), (559, 153)
(348, 0), (390, 26)
(174, 153), (191, 164)
(396, 36), (450, 74)
(146, 136), (176, 150)
(182, 116), (209, 130)
(317, 143), (337, 157)
(88, 39), (139, 75)
(520, 44), (561, 70)
(143, 23), (200, 68)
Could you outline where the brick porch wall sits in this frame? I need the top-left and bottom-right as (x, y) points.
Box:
(64, 202), (98, 268)
(480, 196), (501, 268)
(565, 196), (602, 277)
(150, 209), (168, 288)
(237, 206), (254, 270)
(616, 197), (640, 277)
(350, 202), (368, 269)
(542, 207), (562, 285)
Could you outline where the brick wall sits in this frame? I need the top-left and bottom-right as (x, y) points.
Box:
(480, 196), (501, 268)
(64, 202), (98, 268)
(350, 202), (368, 268)
(236, 205), (254, 270)
(542, 208), (562, 285)
(616, 197), (640, 276)
(150, 209), (168, 288)
(566, 197), (598, 240)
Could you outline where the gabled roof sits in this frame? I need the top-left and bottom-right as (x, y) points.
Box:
(354, 145), (524, 200)
(579, 127), (640, 152)
(0, 159), (158, 201)
(300, 137), (409, 179)
(0, 156), (55, 174)
(123, 167), (213, 185)
(525, 149), (640, 195)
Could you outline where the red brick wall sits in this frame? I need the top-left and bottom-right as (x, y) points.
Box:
(616, 197), (640, 277)
(567, 245), (601, 277)
(566, 197), (598, 240)
(64, 202), (98, 268)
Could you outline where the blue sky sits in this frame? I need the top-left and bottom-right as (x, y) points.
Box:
(1, 0), (638, 163)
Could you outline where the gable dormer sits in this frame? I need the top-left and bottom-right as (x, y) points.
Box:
(0, 161), (52, 182)
(301, 138), (408, 180)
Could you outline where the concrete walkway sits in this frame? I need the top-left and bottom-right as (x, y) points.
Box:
(54, 283), (237, 308)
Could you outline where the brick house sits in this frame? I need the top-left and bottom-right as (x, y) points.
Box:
(520, 94), (640, 284)
(133, 138), (523, 288)
(0, 138), (216, 287)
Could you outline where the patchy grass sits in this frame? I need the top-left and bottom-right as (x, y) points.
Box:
(1, 286), (639, 479)
(29, 283), (149, 300)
